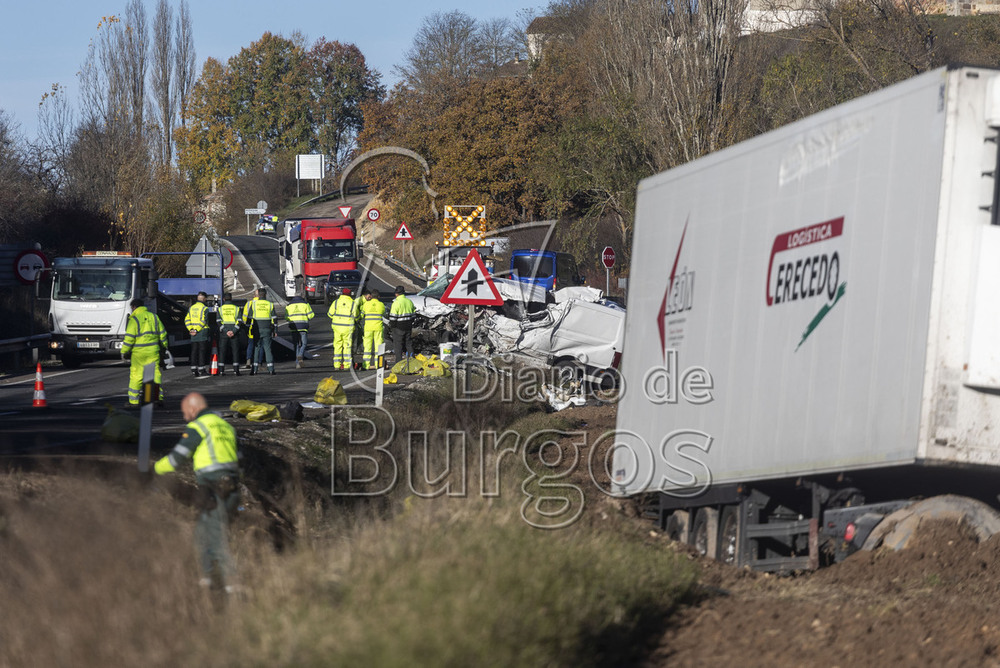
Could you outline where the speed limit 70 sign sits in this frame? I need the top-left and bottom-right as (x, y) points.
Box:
(367, 208), (381, 222)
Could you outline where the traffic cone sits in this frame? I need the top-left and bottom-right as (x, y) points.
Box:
(32, 362), (47, 408)
(210, 353), (219, 376)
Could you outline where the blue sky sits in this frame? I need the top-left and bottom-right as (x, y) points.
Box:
(1, 0), (542, 139)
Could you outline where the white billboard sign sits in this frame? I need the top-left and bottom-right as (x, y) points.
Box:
(296, 154), (325, 180)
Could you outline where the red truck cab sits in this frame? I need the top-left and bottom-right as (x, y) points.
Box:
(299, 218), (358, 301)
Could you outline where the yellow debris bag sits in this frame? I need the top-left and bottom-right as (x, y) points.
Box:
(384, 373), (398, 384)
(101, 404), (140, 443)
(391, 358), (424, 375)
(230, 399), (280, 422)
(421, 359), (451, 377)
(314, 377), (348, 405)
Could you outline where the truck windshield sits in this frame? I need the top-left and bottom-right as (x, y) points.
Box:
(308, 239), (355, 262)
(512, 255), (555, 279)
(52, 268), (132, 301)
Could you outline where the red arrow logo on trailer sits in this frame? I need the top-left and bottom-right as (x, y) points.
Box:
(439, 249), (503, 306)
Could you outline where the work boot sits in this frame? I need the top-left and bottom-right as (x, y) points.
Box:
(234, 366), (241, 376)
(268, 365), (276, 375)
(192, 369), (200, 377)
(295, 357), (302, 369)
(250, 365), (257, 376)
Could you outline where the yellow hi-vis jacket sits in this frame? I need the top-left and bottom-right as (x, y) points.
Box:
(122, 306), (168, 357)
(185, 301), (207, 334)
(241, 297), (258, 338)
(285, 301), (315, 330)
(154, 410), (240, 475)
(361, 297), (386, 332)
(328, 295), (355, 330)
(218, 303), (240, 332)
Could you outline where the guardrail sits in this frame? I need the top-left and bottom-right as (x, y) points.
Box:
(383, 254), (428, 288)
(296, 185), (370, 209)
(0, 333), (51, 354)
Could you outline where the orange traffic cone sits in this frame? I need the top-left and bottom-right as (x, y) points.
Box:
(32, 362), (47, 408)
(210, 353), (219, 376)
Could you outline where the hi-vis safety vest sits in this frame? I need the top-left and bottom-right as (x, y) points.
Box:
(252, 299), (274, 323)
(123, 306), (167, 356)
(327, 295), (354, 329)
(329, 295), (354, 329)
(361, 298), (386, 331)
(241, 298), (258, 339)
(185, 301), (207, 333)
(219, 303), (240, 330)
(389, 295), (416, 328)
(286, 301), (314, 329)
(154, 412), (239, 475)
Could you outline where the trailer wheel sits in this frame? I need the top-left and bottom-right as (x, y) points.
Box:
(717, 505), (740, 565)
(690, 507), (719, 558)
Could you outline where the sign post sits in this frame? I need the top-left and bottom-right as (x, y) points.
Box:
(394, 222), (413, 264)
(137, 361), (156, 472)
(244, 207), (265, 234)
(602, 246), (616, 296)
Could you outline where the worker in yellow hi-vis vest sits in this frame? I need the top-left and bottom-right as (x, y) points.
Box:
(328, 288), (355, 370)
(155, 392), (241, 591)
(360, 290), (387, 370)
(121, 298), (168, 407)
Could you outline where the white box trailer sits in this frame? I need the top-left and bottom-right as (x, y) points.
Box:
(613, 66), (1000, 570)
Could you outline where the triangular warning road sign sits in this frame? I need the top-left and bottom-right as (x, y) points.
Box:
(394, 222), (413, 240)
(338, 205), (352, 218)
(439, 250), (503, 306)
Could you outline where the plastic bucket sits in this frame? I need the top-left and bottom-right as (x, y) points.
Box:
(438, 342), (457, 363)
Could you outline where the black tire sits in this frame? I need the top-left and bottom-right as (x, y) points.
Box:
(717, 505), (740, 565)
(691, 508), (711, 557)
(61, 354), (82, 369)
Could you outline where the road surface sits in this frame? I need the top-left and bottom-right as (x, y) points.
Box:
(0, 198), (424, 455)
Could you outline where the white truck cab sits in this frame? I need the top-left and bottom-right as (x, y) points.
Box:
(47, 252), (156, 367)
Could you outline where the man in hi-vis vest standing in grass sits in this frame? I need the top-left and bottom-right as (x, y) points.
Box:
(155, 392), (241, 592)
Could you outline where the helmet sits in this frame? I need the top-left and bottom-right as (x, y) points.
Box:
(341, 288), (351, 296)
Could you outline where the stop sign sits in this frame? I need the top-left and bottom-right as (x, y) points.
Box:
(602, 246), (616, 269)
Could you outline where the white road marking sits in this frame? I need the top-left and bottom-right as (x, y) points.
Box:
(1, 369), (87, 386)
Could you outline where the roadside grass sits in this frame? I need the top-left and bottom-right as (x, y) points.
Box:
(0, 376), (697, 667)
(205, 500), (698, 667)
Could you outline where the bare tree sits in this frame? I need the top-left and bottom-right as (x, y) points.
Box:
(174, 0), (196, 127)
(123, 0), (149, 134)
(151, 0), (173, 165)
(589, 0), (749, 168)
(479, 17), (521, 71)
(76, 10), (154, 250)
(397, 11), (484, 90)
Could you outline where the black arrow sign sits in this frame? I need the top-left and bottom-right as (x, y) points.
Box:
(462, 269), (482, 295)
